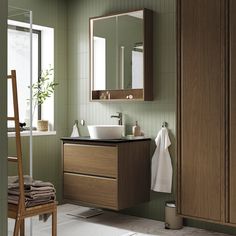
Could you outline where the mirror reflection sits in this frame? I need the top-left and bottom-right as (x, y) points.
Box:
(91, 10), (144, 91)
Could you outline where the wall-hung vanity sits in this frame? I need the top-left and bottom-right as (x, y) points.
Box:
(89, 9), (153, 101)
(61, 137), (151, 210)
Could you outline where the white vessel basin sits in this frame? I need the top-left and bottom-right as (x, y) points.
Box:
(88, 125), (124, 139)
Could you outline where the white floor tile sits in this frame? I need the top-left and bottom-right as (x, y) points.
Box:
(8, 204), (231, 236)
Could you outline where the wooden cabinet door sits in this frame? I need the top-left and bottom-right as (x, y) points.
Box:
(64, 173), (118, 209)
(229, 0), (236, 224)
(178, 0), (225, 221)
(63, 143), (118, 178)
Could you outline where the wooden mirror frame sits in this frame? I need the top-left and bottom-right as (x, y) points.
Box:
(89, 8), (153, 102)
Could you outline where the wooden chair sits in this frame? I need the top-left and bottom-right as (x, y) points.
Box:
(7, 70), (57, 236)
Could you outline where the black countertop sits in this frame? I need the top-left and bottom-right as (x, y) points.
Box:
(61, 136), (151, 143)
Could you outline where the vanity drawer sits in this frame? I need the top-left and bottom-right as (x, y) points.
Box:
(64, 173), (118, 209)
(64, 143), (117, 178)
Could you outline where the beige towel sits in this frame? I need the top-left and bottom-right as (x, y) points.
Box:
(8, 175), (56, 207)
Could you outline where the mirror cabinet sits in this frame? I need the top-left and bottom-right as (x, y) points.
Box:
(89, 9), (153, 101)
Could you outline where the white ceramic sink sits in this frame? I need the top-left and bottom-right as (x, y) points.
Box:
(88, 125), (124, 139)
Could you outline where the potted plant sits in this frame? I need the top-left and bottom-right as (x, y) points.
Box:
(29, 67), (58, 131)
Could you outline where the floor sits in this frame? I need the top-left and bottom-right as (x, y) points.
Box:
(8, 204), (231, 236)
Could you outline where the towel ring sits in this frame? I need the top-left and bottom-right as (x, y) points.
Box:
(162, 121), (168, 128)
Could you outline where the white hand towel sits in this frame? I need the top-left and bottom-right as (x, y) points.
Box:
(71, 124), (80, 137)
(151, 127), (173, 193)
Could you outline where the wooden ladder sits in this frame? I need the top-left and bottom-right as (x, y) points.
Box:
(7, 70), (57, 236)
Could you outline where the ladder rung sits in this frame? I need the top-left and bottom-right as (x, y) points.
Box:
(7, 117), (15, 121)
(7, 75), (13, 79)
(8, 156), (18, 162)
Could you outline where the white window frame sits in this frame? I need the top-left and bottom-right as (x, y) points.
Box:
(8, 20), (55, 132)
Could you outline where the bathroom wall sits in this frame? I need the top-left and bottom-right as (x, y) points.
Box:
(8, 0), (68, 202)
(0, 0), (8, 233)
(67, 1), (236, 235)
(67, 0), (176, 221)
(5, 0), (236, 234)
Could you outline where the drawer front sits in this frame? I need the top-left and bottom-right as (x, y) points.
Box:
(64, 143), (117, 178)
(64, 173), (118, 209)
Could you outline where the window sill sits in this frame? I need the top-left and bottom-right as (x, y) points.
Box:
(8, 130), (57, 138)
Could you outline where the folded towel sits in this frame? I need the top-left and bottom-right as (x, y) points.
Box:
(8, 194), (55, 207)
(8, 175), (54, 189)
(8, 175), (56, 207)
(8, 189), (55, 199)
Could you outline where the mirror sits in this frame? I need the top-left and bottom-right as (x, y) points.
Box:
(90, 9), (153, 101)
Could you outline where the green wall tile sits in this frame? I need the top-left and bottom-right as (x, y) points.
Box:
(0, 0), (7, 234)
(5, 0), (236, 234)
(67, 0), (177, 223)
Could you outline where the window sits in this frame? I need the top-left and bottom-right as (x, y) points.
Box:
(8, 25), (41, 127)
(8, 21), (54, 130)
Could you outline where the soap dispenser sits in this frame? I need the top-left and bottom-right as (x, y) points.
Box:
(132, 121), (141, 137)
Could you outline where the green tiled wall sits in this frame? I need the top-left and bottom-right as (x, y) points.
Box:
(67, 0), (176, 221)
(67, 0), (236, 235)
(0, 0), (7, 234)
(5, 0), (236, 234)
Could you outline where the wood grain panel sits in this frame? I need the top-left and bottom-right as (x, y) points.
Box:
(64, 173), (118, 209)
(179, 0), (225, 221)
(118, 141), (150, 209)
(143, 8), (153, 101)
(90, 9), (153, 102)
(92, 89), (144, 100)
(64, 143), (117, 178)
(229, 0), (236, 224)
(62, 140), (150, 210)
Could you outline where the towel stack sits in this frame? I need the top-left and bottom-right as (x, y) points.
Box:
(8, 175), (56, 207)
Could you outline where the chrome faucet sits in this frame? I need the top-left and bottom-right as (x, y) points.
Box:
(111, 112), (122, 125)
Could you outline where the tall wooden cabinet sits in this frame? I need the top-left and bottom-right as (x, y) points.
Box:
(229, 0), (236, 225)
(177, 0), (236, 226)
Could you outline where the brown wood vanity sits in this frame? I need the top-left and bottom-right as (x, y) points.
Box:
(61, 137), (151, 210)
